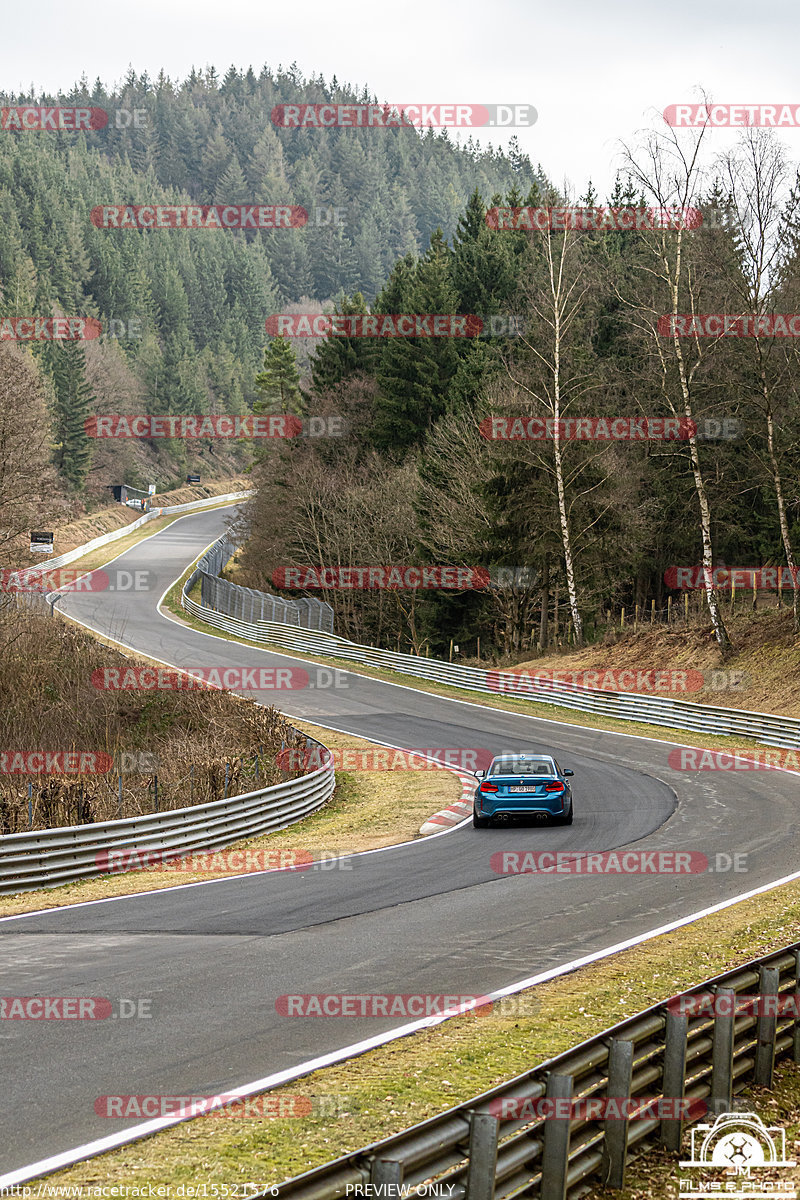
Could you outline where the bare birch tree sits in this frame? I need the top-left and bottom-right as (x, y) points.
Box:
(713, 128), (800, 630)
(502, 216), (614, 647)
(618, 116), (732, 654)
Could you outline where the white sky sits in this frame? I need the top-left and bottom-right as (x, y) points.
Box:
(1, 0), (799, 196)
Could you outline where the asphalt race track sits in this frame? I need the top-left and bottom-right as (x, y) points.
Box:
(2, 505), (798, 1174)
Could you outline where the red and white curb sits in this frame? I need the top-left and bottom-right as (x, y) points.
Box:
(419, 773), (476, 835)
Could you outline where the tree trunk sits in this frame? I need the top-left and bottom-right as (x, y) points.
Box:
(551, 311), (583, 647)
(539, 556), (550, 650)
(667, 239), (731, 656)
(762, 374), (799, 633)
(553, 434), (583, 646)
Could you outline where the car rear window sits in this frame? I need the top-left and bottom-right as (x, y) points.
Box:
(490, 758), (557, 776)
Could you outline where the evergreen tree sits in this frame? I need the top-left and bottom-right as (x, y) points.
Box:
(47, 339), (94, 489)
(371, 231), (462, 454)
(308, 292), (376, 394)
(254, 336), (302, 414)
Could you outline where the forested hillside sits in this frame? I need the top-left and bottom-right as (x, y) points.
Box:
(3, 66), (800, 664)
(237, 130), (800, 660)
(0, 65), (543, 514)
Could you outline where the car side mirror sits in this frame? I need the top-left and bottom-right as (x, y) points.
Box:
(475, 770), (486, 779)
(564, 768), (574, 777)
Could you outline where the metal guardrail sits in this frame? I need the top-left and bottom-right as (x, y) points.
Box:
(274, 943), (800, 1200)
(182, 540), (800, 751)
(0, 740), (335, 894)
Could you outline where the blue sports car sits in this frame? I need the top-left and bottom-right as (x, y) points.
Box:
(472, 754), (574, 828)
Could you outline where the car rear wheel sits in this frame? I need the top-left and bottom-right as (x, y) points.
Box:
(473, 810), (491, 829)
(555, 805), (574, 825)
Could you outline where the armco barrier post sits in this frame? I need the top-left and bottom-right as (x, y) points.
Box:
(465, 1110), (499, 1200)
(660, 1011), (688, 1151)
(711, 987), (735, 1113)
(794, 951), (800, 1064)
(601, 1039), (633, 1188)
(370, 1159), (402, 1191)
(540, 1073), (573, 1200)
(754, 966), (779, 1087)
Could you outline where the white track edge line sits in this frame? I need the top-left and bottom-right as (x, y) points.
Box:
(5, 862), (800, 1186)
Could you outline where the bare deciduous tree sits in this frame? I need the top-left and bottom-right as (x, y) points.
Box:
(715, 129), (800, 631)
(619, 116), (732, 654)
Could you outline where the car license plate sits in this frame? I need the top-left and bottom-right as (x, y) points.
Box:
(508, 785), (536, 793)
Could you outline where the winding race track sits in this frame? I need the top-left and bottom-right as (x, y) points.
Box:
(2, 506), (797, 1175)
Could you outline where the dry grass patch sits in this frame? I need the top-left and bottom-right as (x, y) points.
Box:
(510, 608), (800, 719)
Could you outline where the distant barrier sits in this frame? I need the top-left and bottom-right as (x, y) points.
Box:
(187, 536), (334, 633)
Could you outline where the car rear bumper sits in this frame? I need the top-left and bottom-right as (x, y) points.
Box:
(475, 795), (570, 817)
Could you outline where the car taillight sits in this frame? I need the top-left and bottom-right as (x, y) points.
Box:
(480, 782), (499, 792)
(545, 781), (565, 792)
